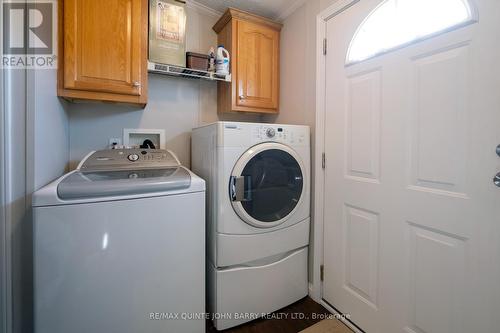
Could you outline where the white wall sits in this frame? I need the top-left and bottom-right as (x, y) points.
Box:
(68, 6), (262, 169)
(29, 70), (70, 190)
(69, 75), (210, 168)
(274, 3), (317, 128)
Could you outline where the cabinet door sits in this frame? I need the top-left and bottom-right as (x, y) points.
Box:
(63, 0), (144, 96)
(236, 21), (279, 111)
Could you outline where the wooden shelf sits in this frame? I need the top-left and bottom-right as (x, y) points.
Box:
(148, 62), (231, 82)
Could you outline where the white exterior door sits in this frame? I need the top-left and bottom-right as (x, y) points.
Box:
(322, 1), (500, 332)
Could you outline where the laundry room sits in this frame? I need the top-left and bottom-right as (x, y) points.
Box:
(1, 1), (499, 333)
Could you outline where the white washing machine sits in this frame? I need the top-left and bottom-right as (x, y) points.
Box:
(33, 149), (206, 333)
(192, 122), (310, 330)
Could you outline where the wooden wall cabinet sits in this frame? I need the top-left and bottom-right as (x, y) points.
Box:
(213, 9), (282, 114)
(58, 0), (148, 107)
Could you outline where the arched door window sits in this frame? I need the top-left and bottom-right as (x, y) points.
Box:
(346, 0), (476, 65)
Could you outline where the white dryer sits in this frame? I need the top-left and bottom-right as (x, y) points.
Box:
(33, 149), (206, 333)
(192, 122), (310, 330)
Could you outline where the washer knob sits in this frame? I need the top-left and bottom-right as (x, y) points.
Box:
(127, 154), (139, 162)
(266, 128), (276, 138)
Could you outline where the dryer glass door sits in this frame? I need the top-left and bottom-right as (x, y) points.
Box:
(230, 144), (304, 228)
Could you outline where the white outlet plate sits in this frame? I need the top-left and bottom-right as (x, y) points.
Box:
(109, 137), (122, 147)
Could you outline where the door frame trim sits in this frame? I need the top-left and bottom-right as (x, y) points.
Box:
(0, 62), (7, 333)
(1, 1), (10, 329)
(310, 0), (359, 303)
(1, 50), (11, 333)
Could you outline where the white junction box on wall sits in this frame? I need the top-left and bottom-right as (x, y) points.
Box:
(123, 129), (166, 149)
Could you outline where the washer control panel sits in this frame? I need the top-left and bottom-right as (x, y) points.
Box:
(79, 149), (181, 171)
(253, 125), (307, 145)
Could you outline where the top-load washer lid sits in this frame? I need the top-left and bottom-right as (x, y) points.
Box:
(57, 149), (191, 200)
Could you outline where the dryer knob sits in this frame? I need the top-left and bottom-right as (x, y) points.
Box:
(266, 128), (276, 138)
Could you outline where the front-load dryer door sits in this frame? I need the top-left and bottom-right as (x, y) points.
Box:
(229, 143), (306, 228)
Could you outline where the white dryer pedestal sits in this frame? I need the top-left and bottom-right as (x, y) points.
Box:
(208, 247), (308, 330)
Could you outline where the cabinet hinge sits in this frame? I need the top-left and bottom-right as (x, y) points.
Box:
(320, 264), (324, 282)
(323, 38), (327, 55)
(322, 153), (326, 169)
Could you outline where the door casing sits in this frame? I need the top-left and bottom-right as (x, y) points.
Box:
(1, 1), (10, 326)
(311, 0), (360, 303)
(1, 58), (8, 333)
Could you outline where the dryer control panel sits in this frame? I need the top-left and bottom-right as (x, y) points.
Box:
(252, 125), (307, 145)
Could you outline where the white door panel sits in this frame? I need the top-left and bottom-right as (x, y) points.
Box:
(322, 0), (500, 332)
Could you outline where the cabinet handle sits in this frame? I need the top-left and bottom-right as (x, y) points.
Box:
(239, 95), (245, 100)
(132, 81), (141, 88)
